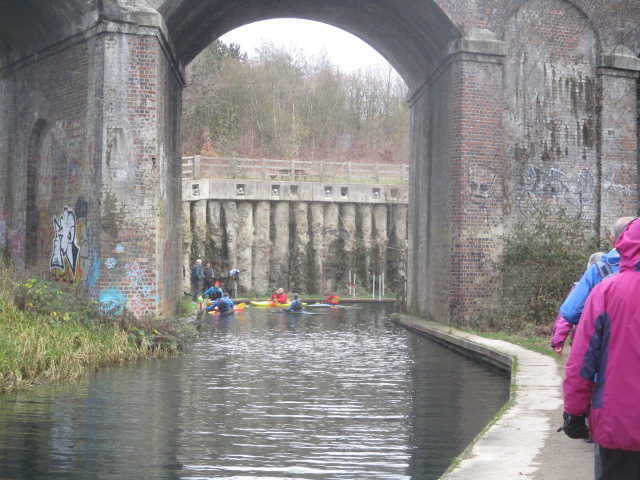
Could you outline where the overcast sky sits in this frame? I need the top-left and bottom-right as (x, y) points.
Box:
(220, 19), (388, 72)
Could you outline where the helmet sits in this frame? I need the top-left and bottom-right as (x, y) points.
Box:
(293, 293), (299, 299)
(215, 281), (221, 286)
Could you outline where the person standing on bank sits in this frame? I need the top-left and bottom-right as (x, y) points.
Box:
(202, 262), (214, 293)
(191, 259), (203, 301)
(562, 217), (640, 479)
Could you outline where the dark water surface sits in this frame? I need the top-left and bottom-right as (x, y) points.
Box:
(0, 304), (509, 479)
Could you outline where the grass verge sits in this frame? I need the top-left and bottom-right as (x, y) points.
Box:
(0, 263), (197, 393)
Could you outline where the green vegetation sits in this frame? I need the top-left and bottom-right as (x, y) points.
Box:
(465, 207), (597, 337)
(0, 263), (197, 392)
(182, 40), (409, 164)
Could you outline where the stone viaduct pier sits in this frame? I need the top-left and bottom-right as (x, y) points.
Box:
(181, 156), (408, 296)
(1, 1), (639, 321)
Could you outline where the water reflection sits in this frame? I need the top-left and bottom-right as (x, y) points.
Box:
(0, 304), (508, 479)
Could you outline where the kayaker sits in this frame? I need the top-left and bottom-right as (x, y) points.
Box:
(271, 288), (288, 304)
(324, 293), (339, 305)
(284, 293), (303, 312)
(202, 281), (224, 300)
(206, 292), (235, 314)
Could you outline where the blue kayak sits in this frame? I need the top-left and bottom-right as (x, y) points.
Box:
(273, 309), (325, 315)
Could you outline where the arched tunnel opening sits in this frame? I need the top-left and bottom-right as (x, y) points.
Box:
(179, 19), (413, 298)
(1, 1), (639, 323)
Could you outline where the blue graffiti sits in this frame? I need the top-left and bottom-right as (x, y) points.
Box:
(99, 289), (127, 314)
(86, 251), (100, 290)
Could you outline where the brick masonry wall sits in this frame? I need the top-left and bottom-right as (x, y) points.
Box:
(599, 69), (640, 228)
(0, 37), (100, 288)
(97, 29), (183, 316)
(1, 0), (638, 321)
(503, 0), (600, 231)
(448, 53), (506, 322)
(0, 21), (183, 316)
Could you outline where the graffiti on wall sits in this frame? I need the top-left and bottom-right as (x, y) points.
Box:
(50, 206), (80, 280)
(99, 288), (127, 313)
(515, 165), (594, 217)
(0, 209), (6, 251)
(469, 164), (497, 206)
(9, 231), (26, 261)
(75, 196), (100, 289)
(602, 165), (634, 196)
(51, 120), (86, 197)
(49, 199), (101, 287)
(123, 260), (155, 299)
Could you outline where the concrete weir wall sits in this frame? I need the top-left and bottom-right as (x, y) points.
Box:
(183, 179), (408, 296)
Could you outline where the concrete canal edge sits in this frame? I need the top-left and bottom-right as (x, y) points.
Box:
(391, 313), (593, 479)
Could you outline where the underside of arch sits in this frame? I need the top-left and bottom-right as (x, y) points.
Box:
(158, 0), (460, 89)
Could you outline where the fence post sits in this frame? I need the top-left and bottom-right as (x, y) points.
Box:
(262, 158), (266, 180)
(348, 162), (352, 183)
(291, 160), (295, 181)
(193, 155), (201, 180)
(375, 163), (379, 183)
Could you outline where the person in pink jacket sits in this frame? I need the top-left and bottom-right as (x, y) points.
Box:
(551, 252), (604, 355)
(562, 217), (640, 478)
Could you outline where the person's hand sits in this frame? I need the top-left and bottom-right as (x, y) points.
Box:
(553, 344), (564, 356)
(557, 412), (590, 439)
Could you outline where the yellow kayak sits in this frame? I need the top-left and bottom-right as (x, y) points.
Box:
(250, 300), (306, 308)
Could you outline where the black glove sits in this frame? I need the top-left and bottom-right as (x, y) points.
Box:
(557, 411), (590, 439)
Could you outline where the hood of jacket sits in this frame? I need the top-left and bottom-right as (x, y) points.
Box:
(615, 217), (640, 273)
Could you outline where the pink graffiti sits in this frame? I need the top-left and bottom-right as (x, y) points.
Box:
(129, 295), (145, 316)
(9, 231), (26, 260)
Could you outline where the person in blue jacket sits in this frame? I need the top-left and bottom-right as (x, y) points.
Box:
(284, 293), (303, 312)
(202, 281), (223, 300)
(560, 217), (634, 324)
(206, 292), (235, 314)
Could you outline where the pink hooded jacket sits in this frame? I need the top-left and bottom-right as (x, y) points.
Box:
(551, 284), (576, 350)
(563, 217), (640, 451)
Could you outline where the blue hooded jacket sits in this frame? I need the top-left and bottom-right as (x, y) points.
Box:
(559, 248), (619, 324)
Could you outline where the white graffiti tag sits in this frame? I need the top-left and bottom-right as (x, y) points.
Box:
(50, 206), (80, 277)
(124, 260), (155, 298)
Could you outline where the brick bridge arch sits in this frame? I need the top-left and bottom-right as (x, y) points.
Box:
(0, 1), (639, 322)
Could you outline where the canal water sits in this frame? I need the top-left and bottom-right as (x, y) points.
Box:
(0, 304), (509, 479)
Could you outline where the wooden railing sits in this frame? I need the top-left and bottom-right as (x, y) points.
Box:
(182, 156), (409, 185)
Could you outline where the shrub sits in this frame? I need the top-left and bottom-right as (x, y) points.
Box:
(0, 262), (198, 391)
(492, 206), (596, 334)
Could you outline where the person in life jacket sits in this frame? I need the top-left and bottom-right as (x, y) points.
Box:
(284, 293), (303, 312)
(206, 292), (235, 314)
(271, 288), (288, 304)
(324, 293), (339, 305)
(202, 281), (224, 300)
